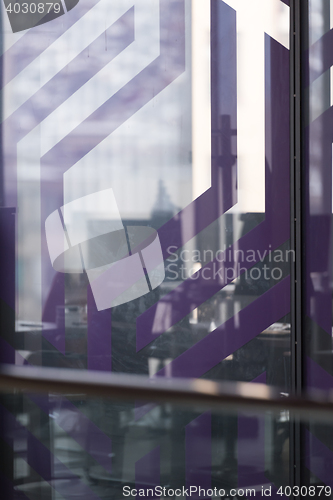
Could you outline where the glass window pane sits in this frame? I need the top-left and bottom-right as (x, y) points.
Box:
(0, 0), (292, 493)
(0, 0), (291, 388)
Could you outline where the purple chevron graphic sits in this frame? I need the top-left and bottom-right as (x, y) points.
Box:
(2, 0), (290, 394)
(155, 276), (290, 379)
(37, 0), (185, 356)
(2, 3), (137, 353)
(4, 5), (135, 214)
(137, 34), (290, 351)
(134, 26), (290, 418)
(2, 4), (186, 473)
(155, 19), (289, 258)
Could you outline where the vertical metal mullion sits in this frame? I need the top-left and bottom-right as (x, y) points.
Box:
(290, 0), (304, 492)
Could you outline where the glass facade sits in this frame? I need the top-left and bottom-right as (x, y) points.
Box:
(0, 0), (292, 374)
(1, 0), (333, 497)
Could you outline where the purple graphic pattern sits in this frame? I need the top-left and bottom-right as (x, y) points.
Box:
(138, 34), (290, 354)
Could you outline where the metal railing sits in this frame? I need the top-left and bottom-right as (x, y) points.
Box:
(1, 363), (333, 421)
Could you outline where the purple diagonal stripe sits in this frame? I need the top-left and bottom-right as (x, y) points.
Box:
(155, 276), (290, 379)
(306, 356), (333, 392)
(308, 29), (333, 85)
(136, 224), (287, 351)
(87, 284), (112, 371)
(0, 404), (102, 500)
(305, 430), (333, 488)
(1, 0), (102, 88)
(29, 393), (112, 474)
(135, 446), (160, 497)
(134, 402), (156, 422)
(5, 7), (135, 138)
(186, 412), (211, 498)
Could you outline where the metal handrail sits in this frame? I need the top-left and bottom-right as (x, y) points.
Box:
(1, 363), (333, 421)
